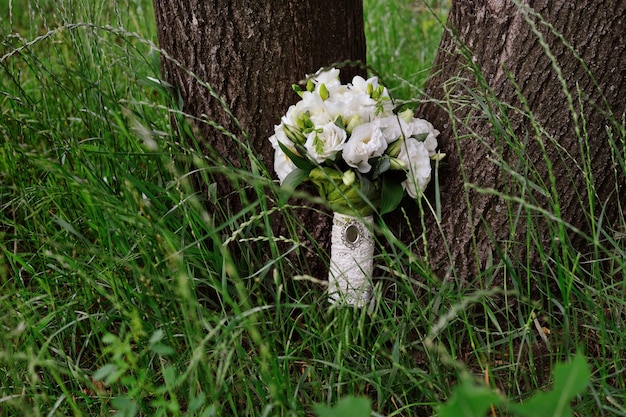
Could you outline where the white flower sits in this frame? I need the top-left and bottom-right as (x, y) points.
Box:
(269, 125), (298, 184)
(378, 116), (410, 143)
(304, 122), (347, 163)
(343, 120), (388, 173)
(270, 123), (292, 148)
(310, 68), (346, 101)
(283, 91), (332, 128)
(273, 147), (297, 184)
(325, 90), (378, 125)
(350, 75), (394, 116)
(408, 118), (440, 156)
(350, 75), (380, 93)
(268, 67), (440, 203)
(312, 68), (341, 90)
(397, 138), (431, 198)
(281, 104), (300, 128)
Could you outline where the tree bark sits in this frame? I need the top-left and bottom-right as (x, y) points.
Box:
(152, 1), (366, 275)
(412, 0), (626, 280)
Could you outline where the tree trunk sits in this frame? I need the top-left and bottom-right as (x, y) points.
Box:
(152, 1), (366, 275)
(413, 0), (626, 280)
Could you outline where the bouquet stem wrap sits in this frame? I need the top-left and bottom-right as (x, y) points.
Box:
(328, 212), (374, 307)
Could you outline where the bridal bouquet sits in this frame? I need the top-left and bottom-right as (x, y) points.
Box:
(269, 67), (440, 306)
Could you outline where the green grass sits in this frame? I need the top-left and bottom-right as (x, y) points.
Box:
(365, 0), (449, 100)
(1, 0), (626, 416)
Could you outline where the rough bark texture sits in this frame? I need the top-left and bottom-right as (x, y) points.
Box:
(153, 1), (366, 275)
(411, 0), (626, 280)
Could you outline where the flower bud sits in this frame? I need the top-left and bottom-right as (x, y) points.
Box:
(369, 85), (386, 100)
(282, 123), (306, 145)
(430, 152), (446, 161)
(319, 83), (330, 101)
(345, 114), (363, 133)
(342, 170), (356, 186)
(398, 108), (414, 124)
(292, 84), (304, 98)
(299, 111), (314, 130)
(388, 157), (407, 170)
(386, 136), (404, 157)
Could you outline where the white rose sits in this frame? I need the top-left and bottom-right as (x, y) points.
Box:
(408, 118), (440, 156)
(304, 122), (347, 163)
(397, 138), (431, 198)
(269, 125), (298, 184)
(342, 120), (387, 173)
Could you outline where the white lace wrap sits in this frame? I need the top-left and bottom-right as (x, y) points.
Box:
(328, 213), (374, 306)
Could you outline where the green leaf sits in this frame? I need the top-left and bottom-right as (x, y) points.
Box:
(372, 156), (391, 179)
(380, 175), (404, 215)
(313, 396), (371, 417)
(149, 329), (165, 344)
(358, 171), (376, 199)
(511, 393), (573, 417)
(93, 363), (118, 384)
(439, 378), (503, 417)
(277, 140), (314, 171)
(188, 392), (206, 412)
(313, 133), (324, 155)
(509, 352), (590, 417)
(309, 167), (342, 201)
(301, 111), (315, 130)
(278, 168), (310, 205)
(553, 351), (591, 398)
(162, 365), (177, 387)
(111, 396), (138, 417)
(150, 342), (175, 356)
(292, 83), (304, 97)
(281, 168), (309, 192)
(102, 333), (118, 344)
(412, 132), (429, 141)
(334, 115), (345, 129)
